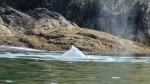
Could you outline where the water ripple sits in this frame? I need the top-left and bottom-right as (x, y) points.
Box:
(0, 52), (150, 63)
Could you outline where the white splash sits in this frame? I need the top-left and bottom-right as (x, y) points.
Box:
(111, 77), (121, 79)
(61, 45), (87, 58)
(0, 46), (43, 52)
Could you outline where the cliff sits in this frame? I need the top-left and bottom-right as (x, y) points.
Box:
(41, 0), (150, 45)
(0, 0), (150, 44)
(0, 0), (150, 54)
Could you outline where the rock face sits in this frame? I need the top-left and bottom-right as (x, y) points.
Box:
(135, 1), (150, 45)
(0, 16), (12, 35)
(0, 0), (150, 52)
(0, 6), (35, 33)
(26, 8), (78, 30)
(0, 6), (78, 34)
(0, 0), (149, 45)
(42, 0), (150, 45)
(0, 24), (12, 35)
(0, 28), (150, 54)
(0, 16), (4, 24)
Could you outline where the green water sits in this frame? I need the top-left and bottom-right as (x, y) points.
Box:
(0, 58), (150, 84)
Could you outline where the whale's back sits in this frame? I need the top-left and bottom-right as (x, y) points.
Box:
(61, 46), (86, 58)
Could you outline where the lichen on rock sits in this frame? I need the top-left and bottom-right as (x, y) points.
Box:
(0, 24), (12, 35)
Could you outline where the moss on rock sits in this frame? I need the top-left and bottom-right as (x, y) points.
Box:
(0, 27), (150, 55)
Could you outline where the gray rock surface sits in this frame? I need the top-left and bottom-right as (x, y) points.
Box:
(27, 8), (78, 29)
(41, 0), (150, 45)
(0, 6), (35, 33)
(0, 24), (12, 35)
(0, 0), (150, 45)
(0, 6), (78, 34)
(0, 16), (4, 25)
(135, 1), (150, 45)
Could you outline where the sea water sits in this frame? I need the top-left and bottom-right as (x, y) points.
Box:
(0, 52), (150, 84)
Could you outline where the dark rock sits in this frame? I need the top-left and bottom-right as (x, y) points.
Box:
(0, 14), (12, 35)
(26, 8), (78, 29)
(135, 1), (150, 46)
(0, 6), (35, 33)
(0, 6), (78, 34)
(0, 0), (150, 46)
(0, 0), (43, 11)
(41, 0), (150, 45)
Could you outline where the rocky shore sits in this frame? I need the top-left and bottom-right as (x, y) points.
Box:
(0, 0), (150, 55)
(0, 28), (150, 55)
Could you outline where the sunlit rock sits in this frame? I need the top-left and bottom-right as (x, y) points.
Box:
(0, 24), (12, 35)
(61, 45), (87, 58)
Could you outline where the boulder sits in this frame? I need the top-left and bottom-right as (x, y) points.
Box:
(0, 7), (78, 34)
(26, 8), (78, 29)
(0, 6), (35, 33)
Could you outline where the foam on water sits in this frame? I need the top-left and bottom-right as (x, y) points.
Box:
(0, 46), (150, 63)
(0, 46), (44, 52)
(0, 52), (150, 63)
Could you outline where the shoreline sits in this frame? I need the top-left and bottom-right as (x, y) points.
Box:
(0, 46), (150, 56)
(0, 28), (150, 55)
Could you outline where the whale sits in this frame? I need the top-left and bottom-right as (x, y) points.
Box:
(61, 45), (87, 58)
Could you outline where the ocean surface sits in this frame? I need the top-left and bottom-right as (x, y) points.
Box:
(0, 51), (150, 84)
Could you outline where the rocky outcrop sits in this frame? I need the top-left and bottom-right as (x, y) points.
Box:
(26, 8), (78, 30)
(0, 28), (150, 54)
(135, 1), (150, 46)
(0, 16), (12, 35)
(0, 16), (4, 24)
(41, 0), (150, 45)
(0, 0), (150, 54)
(0, 24), (12, 35)
(0, 6), (35, 33)
(0, 6), (78, 34)
(0, 0), (150, 43)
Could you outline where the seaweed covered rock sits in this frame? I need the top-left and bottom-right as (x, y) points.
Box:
(1, 28), (150, 55)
